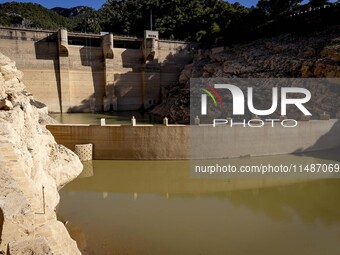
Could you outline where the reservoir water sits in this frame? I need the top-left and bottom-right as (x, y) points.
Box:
(58, 150), (340, 255)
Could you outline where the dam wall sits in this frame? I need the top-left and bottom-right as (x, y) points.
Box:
(47, 120), (340, 160)
(0, 27), (195, 112)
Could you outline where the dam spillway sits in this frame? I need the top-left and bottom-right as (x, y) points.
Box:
(0, 26), (195, 113)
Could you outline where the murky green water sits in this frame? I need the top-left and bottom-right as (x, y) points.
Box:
(50, 111), (160, 125)
(58, 152), (340, 255)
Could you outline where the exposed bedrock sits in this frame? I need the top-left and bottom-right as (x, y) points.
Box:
(0, 52), (83, 254)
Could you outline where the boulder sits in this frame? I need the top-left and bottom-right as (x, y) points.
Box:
(0, 52), (82, 254)
(300, 63), (314, 77)
(0, 53), (11, 66)
(321, 45), (340, 62)
(302, 46), (316, 57)
(0, 99), (13, 110)
(0, 63), (17, 81)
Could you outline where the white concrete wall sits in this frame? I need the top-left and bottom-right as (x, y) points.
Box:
(47, 120), (340, 160)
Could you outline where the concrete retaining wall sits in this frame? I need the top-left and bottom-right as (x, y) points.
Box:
(47, 125), (190, 160)
(191, 120), (340, 159)
(47, 120), (340, 160)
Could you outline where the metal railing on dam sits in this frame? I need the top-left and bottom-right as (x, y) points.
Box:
(46, 119), (340, 160)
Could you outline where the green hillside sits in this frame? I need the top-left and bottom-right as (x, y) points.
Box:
(0, 0), (248, 41)
(51, 6), (95, 18)
(0, 2), (75, 30)
(0, 0), (337, 43)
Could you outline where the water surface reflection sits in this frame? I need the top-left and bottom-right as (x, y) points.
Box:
(59, 154), (340, 255)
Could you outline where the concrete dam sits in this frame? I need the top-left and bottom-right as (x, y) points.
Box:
(0, 26), (195, 113)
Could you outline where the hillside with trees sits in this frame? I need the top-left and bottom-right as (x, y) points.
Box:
(97, 0), (249, 42)
(0, 2), (75, 30)
(0, 0), (337, 42)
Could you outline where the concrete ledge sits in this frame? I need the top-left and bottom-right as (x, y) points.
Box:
(47, 120), (340, 160)
(47, 125), (190, 160)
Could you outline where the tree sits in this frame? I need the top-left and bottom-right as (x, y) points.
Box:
(73, 10), (101, 33)
(257, 0), (303, 17)
(96, 0), (248, 41)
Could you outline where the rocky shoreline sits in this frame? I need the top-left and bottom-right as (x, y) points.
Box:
(0, 53), (82, 254)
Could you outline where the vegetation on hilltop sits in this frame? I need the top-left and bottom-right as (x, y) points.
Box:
(0, 2), (75, 30)
(0, 0), (337, 42)
(51, 6), (101, 34)
(98, 0), (248, 42)
(51, 6), (95, 18)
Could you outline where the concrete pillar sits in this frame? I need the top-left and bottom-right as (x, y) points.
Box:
(131, 116), (136, 126)
(103, 33), (114, 59)
(100, 118), (106, 126)
(75, 144), (93, 161)
(194, 116), (200, 125)
(143, 30), (159, 62)
(102, 33), (117, 111)
(163, 117), (168, 126)
(59, 29), (69, 57)
(58, 29), (71, 113)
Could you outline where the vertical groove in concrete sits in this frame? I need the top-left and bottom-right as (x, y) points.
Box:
(58, 29), (71, 113)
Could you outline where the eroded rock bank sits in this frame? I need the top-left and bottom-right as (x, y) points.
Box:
(151, 26), (340, 123)
(0, 52), (82, 254)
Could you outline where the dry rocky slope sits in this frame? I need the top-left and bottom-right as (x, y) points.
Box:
(151, 26), (340, 123)
(0, 53), (82, 254)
